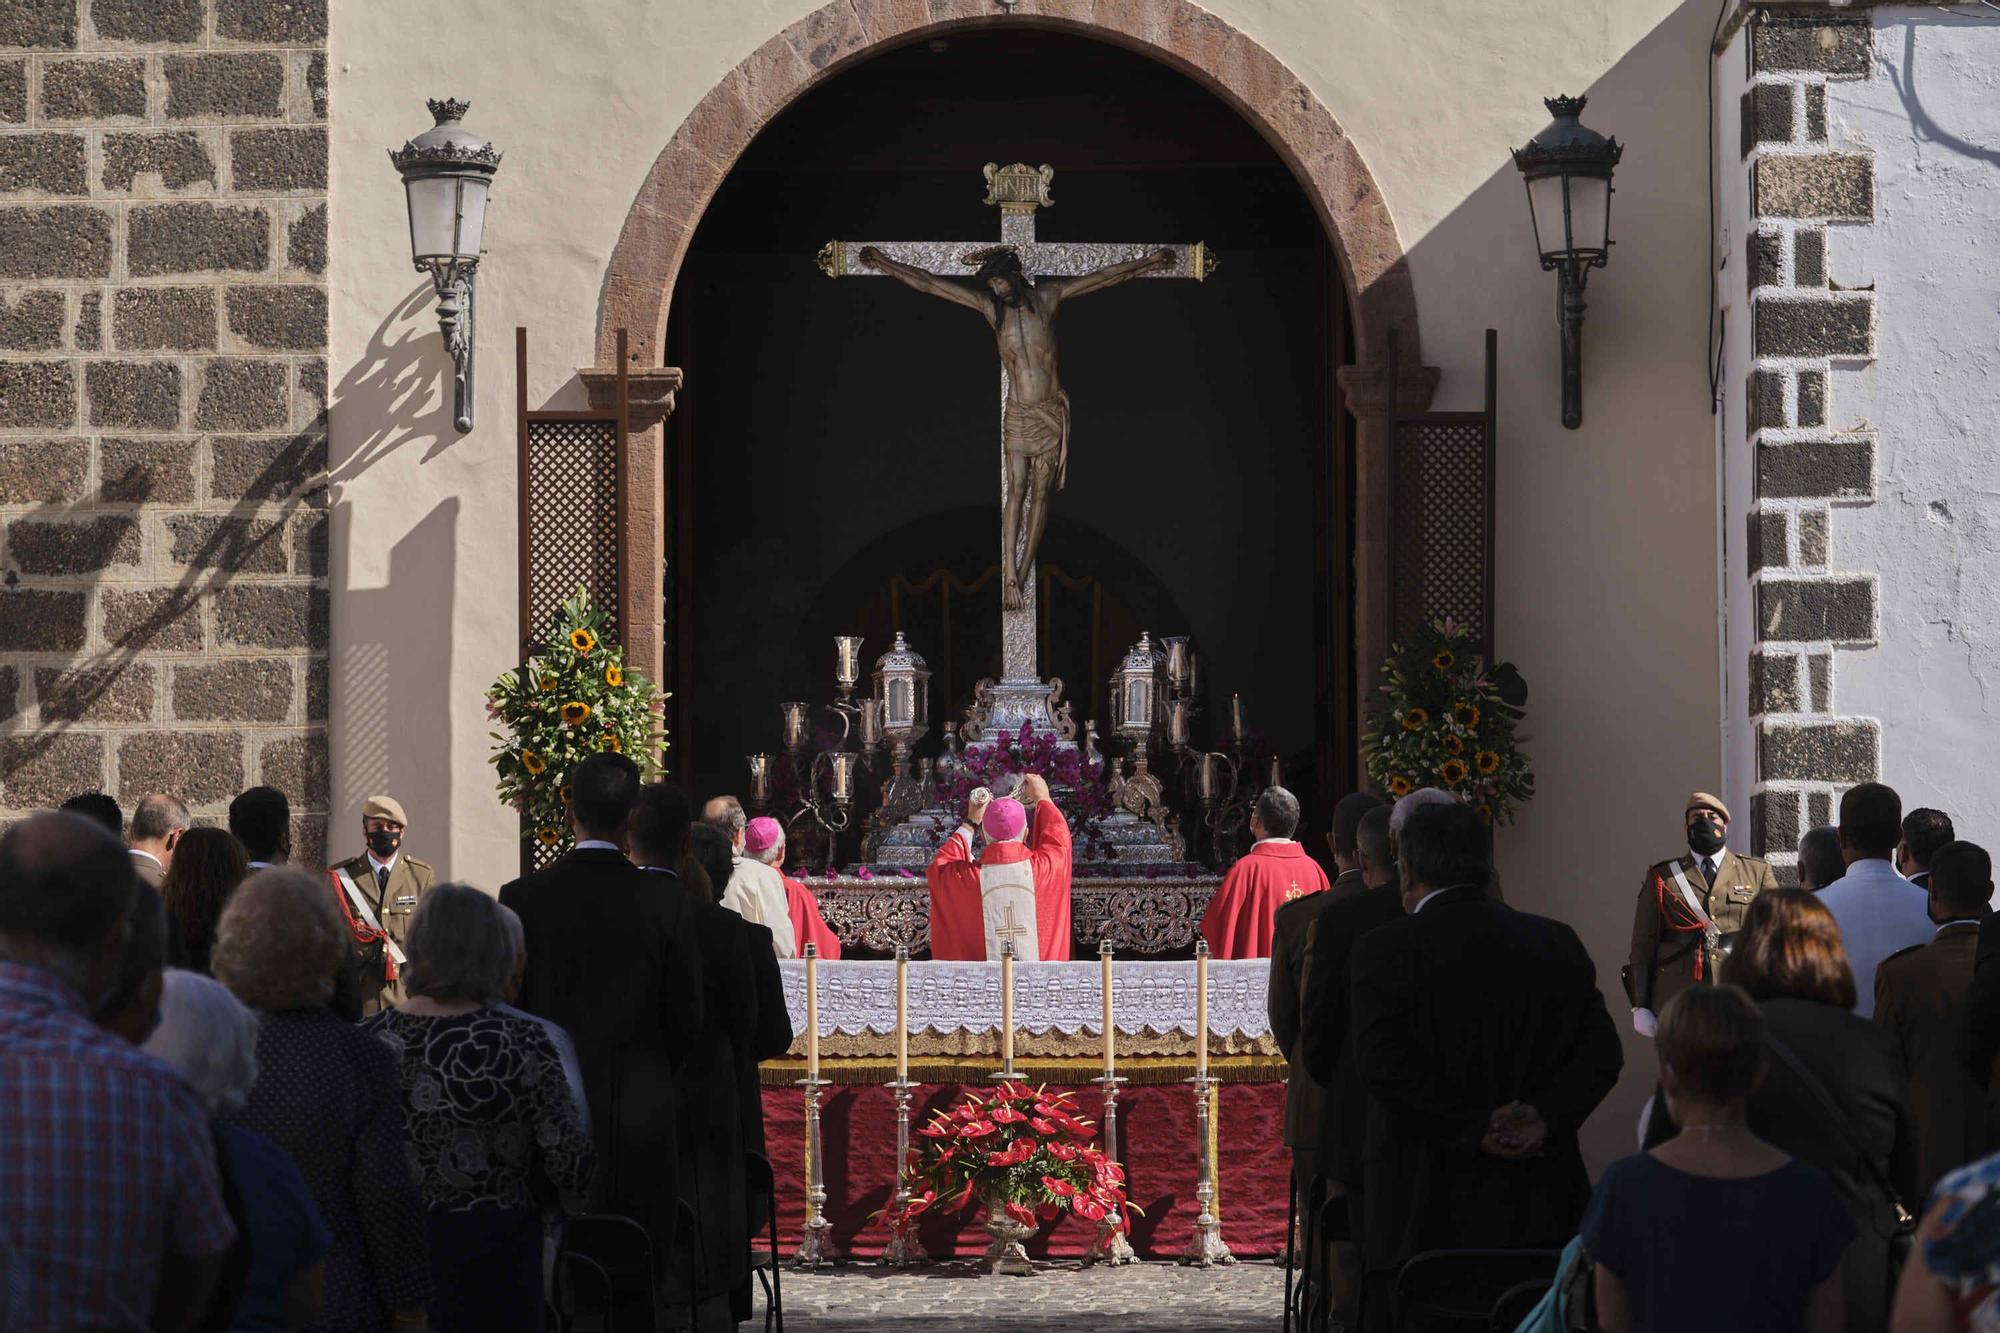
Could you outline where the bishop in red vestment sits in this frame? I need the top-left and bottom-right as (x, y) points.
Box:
(782, 874), (843, 960)
(1199, 786), (1330, 959)
(926, 774), (1074, 961)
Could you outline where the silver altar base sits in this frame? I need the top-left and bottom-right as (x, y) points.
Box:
(982, 1197), (1037, 1276)
(962, 672), (1071, 744)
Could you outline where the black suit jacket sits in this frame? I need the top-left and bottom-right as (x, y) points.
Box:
(742, 921), (791, 1157)
(500, 848), (704, 1257)
(1296, 880), (1405, 1184)
(1964, 912), (2000, 1085)
(1350, 886), (1622, 1270)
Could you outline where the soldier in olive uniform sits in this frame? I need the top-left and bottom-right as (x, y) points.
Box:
(1625, 792), (1777, 1036)
(329, 794), (434, 1014)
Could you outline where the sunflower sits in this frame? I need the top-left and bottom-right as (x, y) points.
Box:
(604, 662), (624, 688)
(1475, 750), (1501, 775)
(599, 731), (623, 753)
(1442, 734), (1466, 756)
(1440, 758), (1469, 786)
(1452, 702), (1481, 729)
(1433, 650), (1456, 671)
(537, 673), (557, 693)
(570, 627), (597, 655)
(560, 783), (574, 805)
(520, 749), (546, 775)
(1389, 775), (1413, 798)
(1401, 707), (1429, 732)
(560, 700), (593, 726)
(535, 826), (562, 846)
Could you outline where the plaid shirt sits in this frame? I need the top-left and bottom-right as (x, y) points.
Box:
(0, 960), (236, 1331)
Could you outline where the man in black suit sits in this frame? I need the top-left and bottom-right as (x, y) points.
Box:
(1284, 799), (1394, 1327)
(499, 753), (704, 1314)
(1350, 802), (1621, 1319)
(630, 782), (783, 1331)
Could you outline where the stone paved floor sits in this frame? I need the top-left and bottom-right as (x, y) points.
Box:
(759, 1257), (1286, 1330)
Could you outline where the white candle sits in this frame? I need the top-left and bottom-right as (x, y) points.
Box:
(1194, 940), (1210, 1080)
(895, 946), (909, 1082)
(1001, 941), (1015, 1071)
(805, 942), (820, 1083)
(1100, 939), (1116, 1075)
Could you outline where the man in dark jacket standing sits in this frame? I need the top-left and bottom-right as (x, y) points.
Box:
(1350, 802), (1622, 1317)
(500, 753), (704, 1316)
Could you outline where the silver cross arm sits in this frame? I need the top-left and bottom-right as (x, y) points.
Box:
(817, 237), (1216, 282)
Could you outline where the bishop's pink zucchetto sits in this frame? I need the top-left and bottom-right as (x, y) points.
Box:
(743, 816), (783, 854)
(982, 797), (1027, 843)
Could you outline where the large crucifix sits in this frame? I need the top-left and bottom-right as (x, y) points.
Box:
(820, 163), (1213, 739)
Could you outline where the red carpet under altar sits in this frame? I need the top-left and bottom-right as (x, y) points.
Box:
(759, 1062), (1291, 1260)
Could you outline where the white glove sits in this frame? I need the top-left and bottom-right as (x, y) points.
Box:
(1632, 1007), (1657, 1038)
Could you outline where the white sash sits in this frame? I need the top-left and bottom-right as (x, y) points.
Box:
(978, 859), (1041, 962)
(333, 867), (407, 966)
(1667, 861), (1720, 947)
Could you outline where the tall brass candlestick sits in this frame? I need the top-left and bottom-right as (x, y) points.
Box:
(1180, 939), (1233, 1267)
(794, 942), (839, 1266)
(882, 944), (928, 1266)
(1086, 939), (1136, 1265)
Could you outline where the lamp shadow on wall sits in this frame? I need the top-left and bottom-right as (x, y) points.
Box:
(1878, 21), (2000, 168)
(323, 279), (465, 869)
(1385, 0), (1721, 1172)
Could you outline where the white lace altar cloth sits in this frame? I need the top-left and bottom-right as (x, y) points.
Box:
(781, 958), (1272, 1060)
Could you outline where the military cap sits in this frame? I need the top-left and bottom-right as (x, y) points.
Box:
(362, 794), (408, 825)
(1686, 792), (1730, 823)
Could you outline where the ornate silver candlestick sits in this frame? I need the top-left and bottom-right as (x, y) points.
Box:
(1178, 1074), (1235, 1268)
(793, 1074), (840, 1267)
(1084, 1069), (1138, 1266)
(880, 1076), (930, 1267)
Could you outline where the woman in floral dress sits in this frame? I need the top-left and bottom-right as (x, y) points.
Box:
(364, 884), (594, 1332)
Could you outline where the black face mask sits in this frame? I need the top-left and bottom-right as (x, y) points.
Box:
(1688, 819), (1726, 856)
(367, 829), (402, 858)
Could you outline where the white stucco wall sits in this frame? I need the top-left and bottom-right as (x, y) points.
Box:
(1824, 9), (2000, 851)
(329, 0), (1729, 1166)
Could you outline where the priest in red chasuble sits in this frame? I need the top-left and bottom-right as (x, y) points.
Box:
(926, 773), (1074, 961)
(1200, 786), (1330, 959)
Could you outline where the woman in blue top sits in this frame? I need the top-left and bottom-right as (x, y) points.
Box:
(1585, 984), (1854, 1333)
(145, 968), (332, 1332)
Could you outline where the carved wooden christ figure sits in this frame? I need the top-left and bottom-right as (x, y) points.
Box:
(858, 243), (1173, 611)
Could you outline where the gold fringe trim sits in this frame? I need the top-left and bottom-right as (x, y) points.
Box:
(758, 1054), (1288, 1087)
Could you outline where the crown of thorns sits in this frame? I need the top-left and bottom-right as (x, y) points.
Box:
(971, 247), (1025, 282)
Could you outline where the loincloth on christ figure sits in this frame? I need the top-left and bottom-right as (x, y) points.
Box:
(1003, 389), (1071, 492)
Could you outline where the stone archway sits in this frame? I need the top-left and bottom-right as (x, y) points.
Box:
(590, 0), (1434, 719)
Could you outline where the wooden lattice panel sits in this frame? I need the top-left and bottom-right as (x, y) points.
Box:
(525, 417), (622, 646)
(1389, 416), (1493, 658)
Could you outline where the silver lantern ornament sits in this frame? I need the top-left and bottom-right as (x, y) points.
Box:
(1109, 632), (1164, 745)
(873, 632), (931, 748)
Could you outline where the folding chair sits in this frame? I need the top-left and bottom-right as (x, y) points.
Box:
(1394, 1249), (1563, 1329)
(746, 1149), (784, 1333)
(556, 1213), (659, 1333)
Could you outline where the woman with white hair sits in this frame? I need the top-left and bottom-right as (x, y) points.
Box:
(363, 883), (594, 1332)
(144, 968), (330, 1331)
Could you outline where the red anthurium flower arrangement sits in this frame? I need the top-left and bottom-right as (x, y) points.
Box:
(884, 1083), (1140, 1243)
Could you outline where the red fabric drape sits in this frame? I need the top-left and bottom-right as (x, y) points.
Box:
(760, 1080), (1290, 1258)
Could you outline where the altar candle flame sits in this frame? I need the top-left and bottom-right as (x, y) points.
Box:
(1100, 938), (1116, 1076)
(1195, 939), (1210, 1081)
(805, 941), (820, 1083)
(895, 945), (909, 1082)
